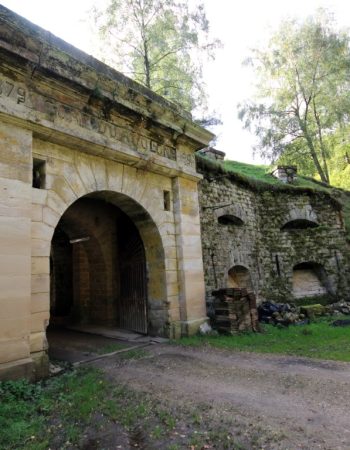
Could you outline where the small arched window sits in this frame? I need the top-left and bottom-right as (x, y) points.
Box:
(227, 265), (253, 290)
(281, 219), (319, 230)
(218, 214), (244, 226)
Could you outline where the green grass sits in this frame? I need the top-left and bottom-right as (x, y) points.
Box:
(119, 348), (150, 360)
(96, 342), (127, 354)
(223, 159), (334, 192)
(177, 317), (350, 362)
(0, 367), (157, 449)
(0, 367), (108, 449)
(0, 364), (250, 449)
(1, 345), (322, 449)
(223, 160), (280, 184)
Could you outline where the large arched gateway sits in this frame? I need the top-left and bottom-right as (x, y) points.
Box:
(49, 192), (166, 336)
(0, 6), (213, 380)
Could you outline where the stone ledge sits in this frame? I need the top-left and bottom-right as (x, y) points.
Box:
(180, 317), (209, 336)
(0, 357), (34, 381)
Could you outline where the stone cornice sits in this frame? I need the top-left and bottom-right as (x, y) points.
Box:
(0, 5), (214, 151)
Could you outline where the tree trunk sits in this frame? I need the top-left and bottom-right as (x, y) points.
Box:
(313, 99), (330, 183)
(140, 9), (151, 89)
(142, 34), (151, 88)
(299, 119), (329, 183)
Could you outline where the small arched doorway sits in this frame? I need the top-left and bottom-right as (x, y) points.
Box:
(49, 191), (166, 341)
(227, 265), (253, 291)
(292, 262), (329, 298)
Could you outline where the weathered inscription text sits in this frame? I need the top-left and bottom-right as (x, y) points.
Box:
(0, 75), (177, 162)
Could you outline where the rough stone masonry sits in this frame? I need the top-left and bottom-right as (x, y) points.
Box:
(197, 155), (350, 313)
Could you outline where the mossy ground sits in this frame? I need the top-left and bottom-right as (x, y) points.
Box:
(177, 316), (350, 362)
(0, 349), (249, 450)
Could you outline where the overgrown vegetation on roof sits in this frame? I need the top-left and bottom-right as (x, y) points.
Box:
(196, 154), (350, 238)
(197, 154), (338, 196)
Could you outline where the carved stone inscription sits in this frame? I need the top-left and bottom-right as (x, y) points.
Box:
(0, 78), (26, 104)
(0, 74), (177, 162)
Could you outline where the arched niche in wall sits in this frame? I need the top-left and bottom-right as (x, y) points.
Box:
(218, 214), (244, 226)
(215, 205), (245, 227)
(282, 205), (318, 230)
(281, 219), (319, 231)
(292, 261), (329, 298)
(227, 265), (253, 291)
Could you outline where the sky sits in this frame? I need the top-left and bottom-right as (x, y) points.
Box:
(1, 0), (349, 163)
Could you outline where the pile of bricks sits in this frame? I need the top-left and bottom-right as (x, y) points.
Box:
(212, 288), (260, 334)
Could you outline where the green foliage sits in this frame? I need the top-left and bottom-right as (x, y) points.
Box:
(0, 379), (42, 402)
(0, 368), (107, 449)
(326, 126), (350, 189)
(92, 0), (220, 113)
(177, 317), (350, 361)
(239, 10), (350, 184)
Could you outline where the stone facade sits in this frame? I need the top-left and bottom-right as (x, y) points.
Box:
(0, 6), (213, 380)
(198, 157), (350, 312)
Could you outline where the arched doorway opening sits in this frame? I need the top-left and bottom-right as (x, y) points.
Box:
(48, 191), (167, 353)
(227, 265), (253, 291)
(292, 262), (329, 298)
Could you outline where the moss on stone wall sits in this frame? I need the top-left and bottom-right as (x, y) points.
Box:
(197, 154), (350, 306)
(196, 154), (342, 204)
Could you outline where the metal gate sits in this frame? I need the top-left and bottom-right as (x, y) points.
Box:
(118, 227), (148, 334)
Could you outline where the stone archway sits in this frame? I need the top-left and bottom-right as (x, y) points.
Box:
(48, 191), (167, 336)
(29, 144), (207, 378)
(49, 193), (162, 336)
(292, 262), (329, 298)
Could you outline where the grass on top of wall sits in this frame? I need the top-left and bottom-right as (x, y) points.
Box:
(197, 154), (350, 237)
(223, 159), (333, 193)
(196, 154), (338, 197)
(176, 316), (350, 362)
(223, 159), (350, 240)
(223, 160), (280, 184)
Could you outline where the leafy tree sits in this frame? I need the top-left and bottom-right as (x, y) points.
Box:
(239, 11), (350, 184)
(92, 0), (220, 114)
(326, 126), (350, 189)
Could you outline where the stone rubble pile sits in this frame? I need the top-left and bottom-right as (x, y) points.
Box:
(324, 301), (350, 316)
(258, 300), (350, 326)
(258, 302), (306, 326)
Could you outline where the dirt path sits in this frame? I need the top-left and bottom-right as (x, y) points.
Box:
(92, 344), (350, 449)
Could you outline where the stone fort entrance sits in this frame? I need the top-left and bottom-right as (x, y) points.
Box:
(50, 194), (154, 335)
(0, 6), (213, 380)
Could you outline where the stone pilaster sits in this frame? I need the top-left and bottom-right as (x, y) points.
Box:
(172, 176), (207, 335)
(0, 121), (33, 380)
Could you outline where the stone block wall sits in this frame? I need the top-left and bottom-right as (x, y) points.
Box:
(0, 3), (214, 379)
(0, 122), (34, 380)
(198, 160), (350, 310)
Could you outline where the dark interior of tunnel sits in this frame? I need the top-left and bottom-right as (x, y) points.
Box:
(49, 197), (147, 334)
